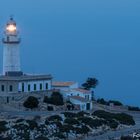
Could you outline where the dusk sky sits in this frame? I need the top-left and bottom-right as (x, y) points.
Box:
(0, 0), (140, 106)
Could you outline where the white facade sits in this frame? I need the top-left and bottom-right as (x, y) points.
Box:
(18, 80), (51, 92)
(56, 84), (93, 110)
(69, 96), (92, 111)
(71, 89), (92, 100)
(60, 88), (92, 100)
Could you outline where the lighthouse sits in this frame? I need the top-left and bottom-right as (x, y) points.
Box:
(0, 17), (52, 101)
(2, 17), (22, 76)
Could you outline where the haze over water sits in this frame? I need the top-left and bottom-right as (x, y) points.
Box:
(0, 0), (140, 106)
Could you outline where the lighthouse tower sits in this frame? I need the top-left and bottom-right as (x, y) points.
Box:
(2, 17), (22, 76)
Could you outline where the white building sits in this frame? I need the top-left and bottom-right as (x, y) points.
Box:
(52, 81), (93, 110)
(0, 17), (52, 103)
(69, 96), (92, 110)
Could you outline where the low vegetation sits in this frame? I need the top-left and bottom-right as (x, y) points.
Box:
(48, 115), (62, 122)
(97, 98), (123, 106)
(0, 110), (136, 140)
(93, 110), (135, 126)
(26, 120), (38, 130)
(120, 136), (133, 140)
(128, 106), (140, 111)
(0, 121), (8, 134)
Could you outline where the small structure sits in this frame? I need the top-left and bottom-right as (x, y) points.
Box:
(69, 96), (92, 110)
(52, 81), (93, 110)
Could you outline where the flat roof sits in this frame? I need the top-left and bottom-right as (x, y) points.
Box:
(70, 96), (90, 103)
(0, 74), (52, 81)
(52, 81), (76, 87)
(72, 88), (91, 94)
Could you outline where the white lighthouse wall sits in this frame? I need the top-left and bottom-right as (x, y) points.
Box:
(3, 44), (20, 74)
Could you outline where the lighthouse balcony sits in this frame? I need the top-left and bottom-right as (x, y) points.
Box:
(2, 38), (21, 44)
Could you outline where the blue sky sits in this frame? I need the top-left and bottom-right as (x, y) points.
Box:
(0, 0), (140, 106)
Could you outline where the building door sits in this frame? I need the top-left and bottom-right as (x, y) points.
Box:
(86, 103), (90, 110)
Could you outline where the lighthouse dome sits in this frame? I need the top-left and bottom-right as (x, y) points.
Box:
(7, 17), (16, 26)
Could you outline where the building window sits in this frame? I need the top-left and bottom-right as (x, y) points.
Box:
(34, 84), (36, 91)
(85, 95), (89, 100)
(45, 83), (48, 90)
(9, 85), (13, 92)
(7, 97), (9, 103)
(28, 84), (30, 92)
(1, 85), (5, 92)
(40, 83), (42, 90)
(12, 97), (14, 101)
(22, 83), (24, 92)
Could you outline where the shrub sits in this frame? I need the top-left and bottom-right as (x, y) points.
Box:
(114, 113), (135, 125)
(0, 137), (12, 140)
(44, 92), (64, 106)
(128, 106), (140, 111)
(48, 115), (62, 122)
(0, 121), (8, 134)
(33, 116), (41, 121)
(22, 132), (30, 139)
(64, 118), (79, 125)
(26, 120), (38, 130)
(93, 110), (135, 126)
(73, 127), (83, 134)
(77, 111), (90, 117)
(16, 119), (25, 123)
(45, 119), (49, 125)
(60, 124), (74, 133)
(35, 136), (49, 140)
(23, 96), (39, 109)
(121, 136), (133, 140)
(43, 96), (51, 104)
(97, 99), (123, 106)
(13, 124), (29, 131)
(81, 125), (90, 134)
(62, 112), (77, 118)
(108, 100), (123, 106)
(47, 106), (53, 111)
(73, 126), (90, 135)
(108, 120), (118, 129)
(0, 121), (7, 126)
(53, 132), (66, 139)
(97, 98), (108, 105)
(78, 117), (106, 128)
(51, 92), (64, 105)
(93, 110), (114, 120)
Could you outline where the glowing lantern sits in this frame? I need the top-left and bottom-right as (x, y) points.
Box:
(6, 24), (16, 32)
